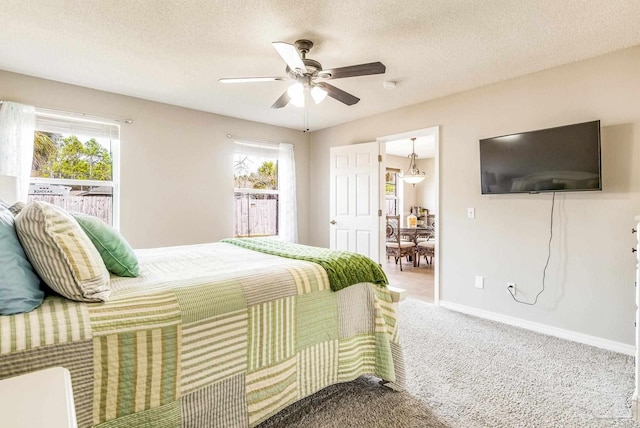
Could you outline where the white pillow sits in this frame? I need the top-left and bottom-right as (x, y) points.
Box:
(15, 201), (111, 302)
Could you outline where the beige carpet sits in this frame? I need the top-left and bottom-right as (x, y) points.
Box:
(258, 298), (640, 427)
(257, 376), (445, 427)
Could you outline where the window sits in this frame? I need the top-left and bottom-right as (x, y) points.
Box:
(234, 141), (279, 237)
(29, 110), (120, 227)
(385, 168), (400, 215)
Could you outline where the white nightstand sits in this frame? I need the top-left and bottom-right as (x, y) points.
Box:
(387, 286), (408, 311)
(0, 367), (77, 428)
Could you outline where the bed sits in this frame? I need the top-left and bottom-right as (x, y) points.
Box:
(0, 239), (404, 428)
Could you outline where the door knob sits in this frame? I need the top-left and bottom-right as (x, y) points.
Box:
(633, 247), (637, 253)
(330, 220), (337, 225)
(633, 228), (637, 234)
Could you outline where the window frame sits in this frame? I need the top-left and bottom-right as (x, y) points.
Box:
(233, 140), (280, 238)
(30, 110), (121, 229)
(385, 167), (400, 216)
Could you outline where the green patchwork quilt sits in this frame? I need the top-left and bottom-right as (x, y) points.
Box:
(221, 238), (388, 292)
(0, 242), (404, 428)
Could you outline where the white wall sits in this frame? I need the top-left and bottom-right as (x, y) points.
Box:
(309, 45), (640, 345)
(416, 158), (436, 214)
(0, 70), (310, 248)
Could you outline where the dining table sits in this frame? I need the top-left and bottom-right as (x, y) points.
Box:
(400, 225), (433, 244)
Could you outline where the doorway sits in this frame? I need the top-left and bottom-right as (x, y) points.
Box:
(378, 127), (439, 304)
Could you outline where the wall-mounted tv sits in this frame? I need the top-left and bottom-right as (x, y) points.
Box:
(479, 120), (601, 194)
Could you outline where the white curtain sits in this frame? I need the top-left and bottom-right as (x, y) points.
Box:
(278, 143), (298, 243)
(0, 101), (36, 203)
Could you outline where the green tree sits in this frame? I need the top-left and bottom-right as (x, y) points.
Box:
(56, 136), (87, 179)
(92, 150), (112, 181)
(252, 161), (277, 190)
(35, 135), (112, 181)
(234, 158), (277, 190)
(83, 139), (112, 180)
(31, 132), (57, 177)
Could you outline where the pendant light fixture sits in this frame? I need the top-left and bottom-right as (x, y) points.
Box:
(400, 137), (426, 184)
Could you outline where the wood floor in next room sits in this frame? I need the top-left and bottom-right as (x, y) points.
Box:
(383, 257), (434, 303)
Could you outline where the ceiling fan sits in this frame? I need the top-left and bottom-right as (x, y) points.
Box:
(219, 39), (386, 109)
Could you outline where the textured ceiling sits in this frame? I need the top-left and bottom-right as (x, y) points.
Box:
(1, 1), (639, 132)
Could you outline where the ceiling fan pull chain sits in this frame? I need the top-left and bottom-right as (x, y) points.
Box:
(303, 100), (309, 133)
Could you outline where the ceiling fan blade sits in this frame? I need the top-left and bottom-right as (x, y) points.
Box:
(219, 77), (287, 83)
(271, 90), (290, 109)
(319, 62), (386, 80)
(316, 83), (360, 106)
(272, 41), (307, 74)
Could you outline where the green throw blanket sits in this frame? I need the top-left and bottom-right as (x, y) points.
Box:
(221, 238), (388, 292)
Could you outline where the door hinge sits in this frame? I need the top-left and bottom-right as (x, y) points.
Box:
(378, 209), (382, 217)
(378, 154), (382, 162)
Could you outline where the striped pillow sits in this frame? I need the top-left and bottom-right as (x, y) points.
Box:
(8, 201), (25, 217)
(15, 201), (111, 302)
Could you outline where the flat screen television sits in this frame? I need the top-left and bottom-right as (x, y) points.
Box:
(479, 120), (601, 194)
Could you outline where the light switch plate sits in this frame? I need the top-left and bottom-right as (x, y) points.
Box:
(467, 208), (475, 219)
(475, 275), (484, 289)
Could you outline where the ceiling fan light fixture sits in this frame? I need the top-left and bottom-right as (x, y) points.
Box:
(287, 82), (305, 107)
(400, 137), (426, 184)
(222, 39), (385, 110)
(311, 85), (328, 104)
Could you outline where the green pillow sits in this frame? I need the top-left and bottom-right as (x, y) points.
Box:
(71, 213), (139, 277)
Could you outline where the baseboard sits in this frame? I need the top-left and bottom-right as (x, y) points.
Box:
(439, 300), (635, 356)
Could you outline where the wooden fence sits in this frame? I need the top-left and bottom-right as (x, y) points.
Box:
(28, 195), (113, 225)
(29, 194), (274, 236)
(234, 194), (278, 237)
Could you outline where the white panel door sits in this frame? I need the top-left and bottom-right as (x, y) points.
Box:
(329, 142), (381, 262)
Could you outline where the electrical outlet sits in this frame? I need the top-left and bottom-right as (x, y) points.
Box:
(507, 282), (516, 295)
(475, 276), (484, 289)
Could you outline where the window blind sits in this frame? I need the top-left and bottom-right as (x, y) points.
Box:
(234, 140), (279, 158)
(35, 110), (120, 140)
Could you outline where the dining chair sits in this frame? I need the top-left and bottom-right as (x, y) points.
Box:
(416, 238), (436, 267)
(386, 215), (416, 271)
(415, 225), (434, 243)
